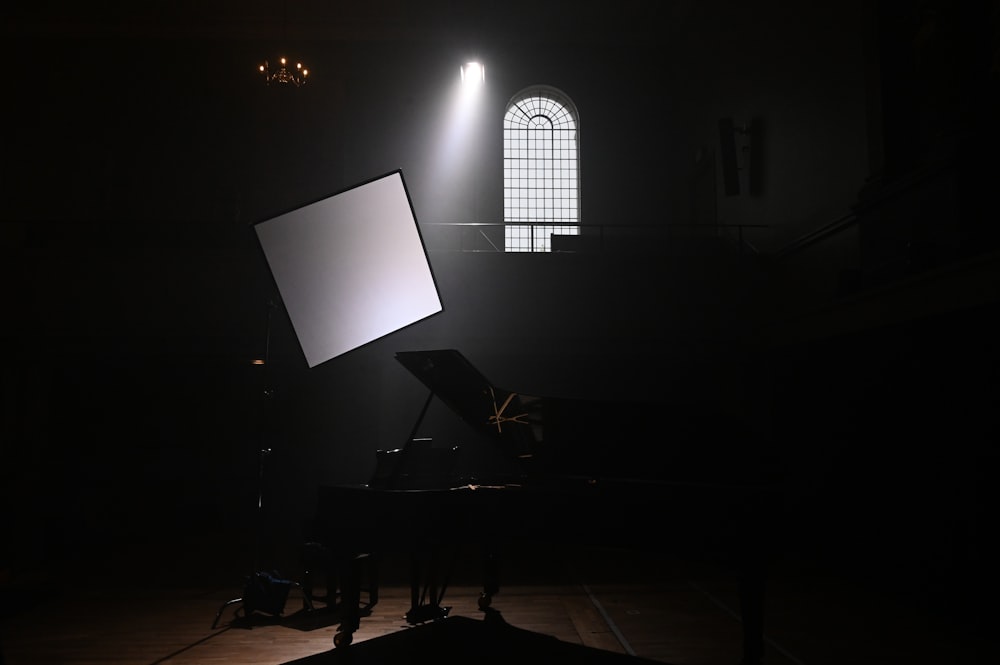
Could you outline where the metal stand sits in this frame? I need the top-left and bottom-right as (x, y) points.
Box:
(212, 302), (312, 628)
(212, 448), (282, 629)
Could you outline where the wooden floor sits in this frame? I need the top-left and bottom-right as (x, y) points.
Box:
(2, 538), (996, 665)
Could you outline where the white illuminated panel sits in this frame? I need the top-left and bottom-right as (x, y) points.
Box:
(255, 171), (442, 368)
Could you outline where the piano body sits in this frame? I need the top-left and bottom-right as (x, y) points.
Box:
(308, 349), (781, 663)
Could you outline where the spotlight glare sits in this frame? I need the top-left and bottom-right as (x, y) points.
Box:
(461, 62), (484, 86)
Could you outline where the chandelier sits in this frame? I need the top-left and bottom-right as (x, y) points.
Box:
(259, 57), (309, 87)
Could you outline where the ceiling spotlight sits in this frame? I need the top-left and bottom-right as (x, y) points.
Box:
(259, 57), (309, 87)
(461, 62), (484, 86)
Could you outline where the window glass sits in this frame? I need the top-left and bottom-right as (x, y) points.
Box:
(503, 87), (579, 252)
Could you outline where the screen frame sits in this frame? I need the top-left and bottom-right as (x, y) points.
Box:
(254, 170), (443, 368)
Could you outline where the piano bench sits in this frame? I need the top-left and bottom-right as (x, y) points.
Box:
(301, 542), (379, 610)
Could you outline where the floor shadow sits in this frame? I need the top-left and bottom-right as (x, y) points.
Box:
(280, 610), (674, 665)
(224, 602), (368, 633)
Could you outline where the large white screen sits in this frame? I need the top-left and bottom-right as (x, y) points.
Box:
(255, 171), (442, 368)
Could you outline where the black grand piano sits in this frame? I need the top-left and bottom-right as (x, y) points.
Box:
(308, 349), (782, 664)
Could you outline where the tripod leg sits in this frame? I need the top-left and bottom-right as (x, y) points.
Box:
(293, 582), (315, 612)
(212, 597), (243, 629)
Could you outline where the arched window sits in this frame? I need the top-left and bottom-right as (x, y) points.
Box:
(503, 87), (579, 252)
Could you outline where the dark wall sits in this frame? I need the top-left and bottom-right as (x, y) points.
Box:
(767, 298), (1000, 618)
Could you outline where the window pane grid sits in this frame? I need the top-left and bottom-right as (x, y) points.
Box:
(503, 90), (578, 252)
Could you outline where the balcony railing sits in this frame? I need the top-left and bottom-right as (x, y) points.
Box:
(418, 222), (769, 255)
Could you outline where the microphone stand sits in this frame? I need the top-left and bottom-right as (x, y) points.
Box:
(213, 301), (310, 628)
(253, 301), (276, 575)
(253, 446), (272, 576)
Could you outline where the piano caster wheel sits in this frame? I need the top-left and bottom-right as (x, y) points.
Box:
(334, 630), (353, 648)
(478, 593), (492, 610)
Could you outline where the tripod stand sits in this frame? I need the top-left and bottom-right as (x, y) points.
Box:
(212, 302), (312, 629)
(212, 449), (311, 628)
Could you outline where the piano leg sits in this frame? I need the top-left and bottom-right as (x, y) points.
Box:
(479, 545), (500, 609)
(334, 554), (360, 647)
(404, 546), (452, 624)
(333, 552), (377, 648)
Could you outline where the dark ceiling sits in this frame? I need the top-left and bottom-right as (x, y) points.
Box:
(2, 0), (694, 45)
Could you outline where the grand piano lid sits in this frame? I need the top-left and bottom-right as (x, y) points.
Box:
(395, 349), (541, 456)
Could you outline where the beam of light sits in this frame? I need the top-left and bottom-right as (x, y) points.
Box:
(420, 60), (488, 222)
